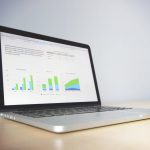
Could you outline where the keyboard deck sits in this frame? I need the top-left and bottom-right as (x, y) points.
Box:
(13, 105), (132, 118)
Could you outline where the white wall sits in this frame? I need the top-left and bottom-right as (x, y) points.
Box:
(0, 0), (150, 104)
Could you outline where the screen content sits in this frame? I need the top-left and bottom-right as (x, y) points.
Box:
(0, 32), (98, 105)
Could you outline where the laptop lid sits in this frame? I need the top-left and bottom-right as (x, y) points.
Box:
(0, 26), (100, 110)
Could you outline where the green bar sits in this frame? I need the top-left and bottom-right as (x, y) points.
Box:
(48, 78), (52, 86)
(30, 75), (34, 90)
(54, 76), (58, 86)
(42, 84), (46, 89)
(23, 78), (26, 90)
(16, 84), (18, 90)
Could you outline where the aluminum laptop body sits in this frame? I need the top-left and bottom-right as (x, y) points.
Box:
(0, 26), (150, 133)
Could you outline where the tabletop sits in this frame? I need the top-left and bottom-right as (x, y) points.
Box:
(0, 100), (150, 150)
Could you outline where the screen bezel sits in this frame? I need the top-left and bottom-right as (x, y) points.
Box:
(0, 26), (101, 110)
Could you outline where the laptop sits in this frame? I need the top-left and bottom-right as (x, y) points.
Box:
(0, 26), (150, 133)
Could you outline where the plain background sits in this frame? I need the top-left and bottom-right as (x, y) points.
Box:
(0, 0), (150, 104)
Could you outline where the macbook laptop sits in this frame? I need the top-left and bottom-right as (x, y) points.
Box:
(0, 26), (150, 133)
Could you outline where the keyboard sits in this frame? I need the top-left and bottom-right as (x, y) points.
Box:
(13, 105), (132, 118)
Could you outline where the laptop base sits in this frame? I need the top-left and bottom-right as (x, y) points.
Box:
(1, 108), (150, 133)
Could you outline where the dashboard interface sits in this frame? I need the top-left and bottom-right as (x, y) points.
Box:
(0, 32), (98, 105)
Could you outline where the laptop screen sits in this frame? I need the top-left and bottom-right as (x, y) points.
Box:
(0, 32), (98, 106)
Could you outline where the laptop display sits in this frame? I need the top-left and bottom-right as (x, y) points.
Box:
(0, 32), (98, 106)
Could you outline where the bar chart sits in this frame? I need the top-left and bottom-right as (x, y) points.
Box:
(12, 75), (34, 91)
(41, 76), (59, 92)
(11, 75), (80, 92)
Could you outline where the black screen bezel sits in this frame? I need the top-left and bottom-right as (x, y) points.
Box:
(0, 26), (101, 110)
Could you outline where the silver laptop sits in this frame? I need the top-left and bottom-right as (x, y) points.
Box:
(0, 26), (150, 133)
